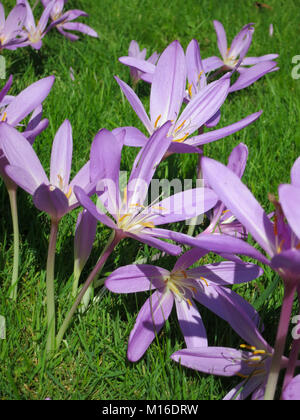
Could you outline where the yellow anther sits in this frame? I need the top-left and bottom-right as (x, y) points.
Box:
(198, 71), (204, 81)
(181, 271), (188, 279)
(253, 350), (266, 356)
(118, 213), (131, 223)
(200, 277), (209, 287)
(173, 133), (189, 143)
(222, 209), (230, 215)
(141, 222), (155, 229)
(174, 120), (187, 133)
(188, 83), (193, 98)
(277, 239), (285, 254)
(1, 111), (7, 122)
(154, 114), (162, 128)
(187, 299), (192, 307)
(65, 186), (72, 200)
(240, 344), (256, 351)
(249, 357), (262, 362)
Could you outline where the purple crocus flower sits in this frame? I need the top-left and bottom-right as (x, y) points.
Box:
(171, 303), (299, 400)
(185, 38), (278, 97)
(201, 156), (300, 282)
(171, 333), (290, 400)
(0, 2), (27, 50)
(119, 40), (159, 85)
(282, 375), (300, 400)
(114, 40), (262, 154)
(41, 0), (98, 41)
(0, 75), (54, 179)
(74, 123), (218, 256)
(0, 120), (95, 222)
(0, 75), (52, 137)
(16, 0), (58, 50)
(0, 75), (54, 300)
(201, 155), (300, 399)
(106, 248), (263, 362)
(202, 21), (279, 93)
(203, 20), (278, 74)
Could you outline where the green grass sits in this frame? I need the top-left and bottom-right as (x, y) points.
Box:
(0, 0), (300, 400)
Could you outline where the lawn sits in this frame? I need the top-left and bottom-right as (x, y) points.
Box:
(0, 0), (300, 400)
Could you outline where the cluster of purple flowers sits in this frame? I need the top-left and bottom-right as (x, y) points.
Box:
(0, 0), (98, 51)
(0, 7), (299, 400)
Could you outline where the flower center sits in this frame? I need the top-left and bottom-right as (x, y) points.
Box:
(164, 270), (208, 306)
(52, 11), (62, 21)
(236, 344), (272, 379)
(166, 271), (194, 305)
(224, 55), (238, 68)
(117, 208), (156, 233)
(51, 2), (64, 21)
(0, 35), (6, 46)
(56, 174), (72, 199)
(116, 188), (161, 234)
(28, 28), (42, 44)
(47, 177), (72, 200)
(153, 113), (190, 144)
(223, 47), (238, 68)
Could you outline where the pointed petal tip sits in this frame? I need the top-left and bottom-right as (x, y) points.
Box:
(42, 74), (55, 85)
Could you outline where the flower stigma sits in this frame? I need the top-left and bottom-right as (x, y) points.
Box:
(116, 188), (166, 234)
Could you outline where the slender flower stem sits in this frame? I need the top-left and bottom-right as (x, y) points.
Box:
(72, 260), (81, 298)
(46, 219), (59, 354)
(281, 290), (300, 396)
(264, 282), (296, 400)
(7, 185), (20, 301)
(56, 231), (120, 350)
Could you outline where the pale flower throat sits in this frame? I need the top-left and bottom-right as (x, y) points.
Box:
(116, 188), (164, 234)
(163, 270), (208, 306)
